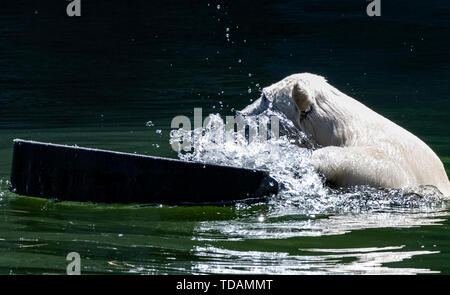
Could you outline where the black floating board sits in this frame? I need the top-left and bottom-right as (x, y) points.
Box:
(10, 139), (278, 205)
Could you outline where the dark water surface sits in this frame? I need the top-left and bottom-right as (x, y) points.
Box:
(0, 0), (449, 274)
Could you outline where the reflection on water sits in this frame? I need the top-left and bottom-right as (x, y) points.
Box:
(192, 245), (439, 275)
(189, 207), (448, 274)
(193, 210), (449, 241)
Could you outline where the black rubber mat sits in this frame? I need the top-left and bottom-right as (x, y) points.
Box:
(10, 139), (278, 205)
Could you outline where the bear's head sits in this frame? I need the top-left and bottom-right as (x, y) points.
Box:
(239, 73), (347, 146)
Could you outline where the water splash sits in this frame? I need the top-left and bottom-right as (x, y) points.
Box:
(169, 111), (448, 216)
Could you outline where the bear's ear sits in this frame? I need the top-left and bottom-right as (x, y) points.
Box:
(292, 83), (312, 112)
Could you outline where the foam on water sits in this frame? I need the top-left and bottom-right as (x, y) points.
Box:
(170, 111), (448, 216)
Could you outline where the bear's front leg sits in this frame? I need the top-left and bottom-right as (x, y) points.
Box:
(311, 146), (410, 189)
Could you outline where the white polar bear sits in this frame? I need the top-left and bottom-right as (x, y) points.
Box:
(240, 73), (450, 197)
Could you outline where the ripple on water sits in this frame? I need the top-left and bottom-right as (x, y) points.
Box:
(192, 210), (449, 241)
(191, 245), (440, 275)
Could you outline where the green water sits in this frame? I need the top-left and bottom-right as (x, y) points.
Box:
(1, 0), (449, 274)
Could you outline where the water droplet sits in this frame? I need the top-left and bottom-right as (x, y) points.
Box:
(156, 129), (162, 134)
(146, 121), (154, 127)
(217, 4), (221, 9)
(248, 88), (252, 93)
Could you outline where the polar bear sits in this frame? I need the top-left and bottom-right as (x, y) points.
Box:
(239, 73), (450, 197)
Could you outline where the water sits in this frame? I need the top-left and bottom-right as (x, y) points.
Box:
(1, 0), (450, 274)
